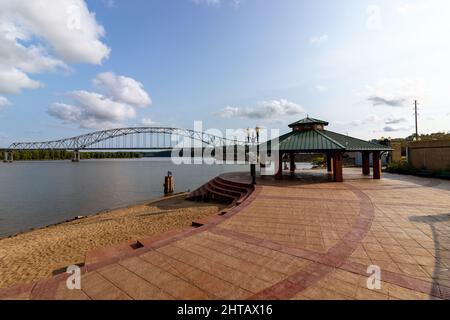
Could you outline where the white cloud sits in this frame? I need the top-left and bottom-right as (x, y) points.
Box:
(71, 90), (136, 121)
(397, 3), (428, 14)
(48, 73), (152, 129)
(349, 114), (411, 130)
(192, 0), (242, 7)
(141, 118), (158, 126)
(315, 85), (328, 92)
(366, 5), (382, 31)
(0, 0), (110, 94)
(365, 114), (381, 123)
(309, 34), (329, 46)
(0, 96), (12, 108)
(364, 78), (425, 107)
(93, 72), (151, 108)
(385, 116), (407, 125)
(0, 66), (42, 94)
(383, 125), (413, 133)
(103, 0), (115, 8)
(350, 114), (381, 126)
(48, 103), (83, 123)
(231, 0), (241, 8)
(348, 114), (412, 133)
(216, 99), (304, 119)
(192, 0), (221, 6)
(48, 92), (136, 129)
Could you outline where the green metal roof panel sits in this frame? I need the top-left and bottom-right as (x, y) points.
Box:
(322, 130), (392, 151)
(260, 129), (392, 152)
(262, 130), (345, 151)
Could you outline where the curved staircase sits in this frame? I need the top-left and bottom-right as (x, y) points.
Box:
(186, 176), (254, 205)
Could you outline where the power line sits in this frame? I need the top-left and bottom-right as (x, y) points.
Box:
(414, 100), (419, 141)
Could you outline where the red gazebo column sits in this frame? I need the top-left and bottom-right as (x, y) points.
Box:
(362, 152), (371, 175)
(326, 153), (333, 173)
(289, 152), (296, 175)
(373, 151), (381, 180)
(275, 151), (283, 179)
(332, 151), (343, 182)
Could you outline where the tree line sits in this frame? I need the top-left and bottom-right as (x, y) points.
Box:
(1, 150), (143, 161)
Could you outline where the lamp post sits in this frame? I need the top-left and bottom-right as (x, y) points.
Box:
(255, 126), (261, 165)
(255, 126), (260, 143)
(248, 126), (261, 185)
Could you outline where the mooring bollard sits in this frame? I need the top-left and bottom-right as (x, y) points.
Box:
(164, 171), (174, 195)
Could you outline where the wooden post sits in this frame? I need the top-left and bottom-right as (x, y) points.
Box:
(275, 152), (283, 179)
(333, 151), (343, 182)
(250, 164), (256, 185)
(373, 151), (381, 180)
(327, 153), (333, 173)
(362, 152), (371, 175)
(290, 152), (296, 175)
(164, 172), (174, 194)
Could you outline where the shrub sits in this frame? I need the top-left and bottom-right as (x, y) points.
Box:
(312, 155), (325, 167)
(385, 160), (415, 174)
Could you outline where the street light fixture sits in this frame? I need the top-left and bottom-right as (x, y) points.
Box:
(255, 126), (261, 143)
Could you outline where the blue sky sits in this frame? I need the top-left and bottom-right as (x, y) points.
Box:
(1, 0), (449, 146)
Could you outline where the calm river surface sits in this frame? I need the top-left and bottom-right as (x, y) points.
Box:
(0, 158), (250, 238)
(0, 158), (313, 238)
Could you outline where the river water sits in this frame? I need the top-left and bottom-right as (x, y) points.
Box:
(0, 158), (248, 238)
(0, 158), (312, 238)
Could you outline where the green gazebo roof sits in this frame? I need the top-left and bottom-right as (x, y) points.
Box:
(288, 117), (329, 128)
(261, 117), (392, 152)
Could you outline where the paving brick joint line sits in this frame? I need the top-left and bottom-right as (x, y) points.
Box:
(240, 182), (449, 300)
(248, 182), (376, 299)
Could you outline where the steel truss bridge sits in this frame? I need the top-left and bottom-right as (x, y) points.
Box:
(3, 127), (249, 162)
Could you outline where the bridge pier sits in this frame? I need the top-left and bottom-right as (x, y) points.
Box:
(72, 150), (81, 162)
(3, 151), (13, 163)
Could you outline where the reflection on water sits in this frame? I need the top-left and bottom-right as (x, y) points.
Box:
(0, 158), (250, 238)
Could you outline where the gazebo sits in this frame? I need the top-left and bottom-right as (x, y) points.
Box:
(262, 117), (392, 182)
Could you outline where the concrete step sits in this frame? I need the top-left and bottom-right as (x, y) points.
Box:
(208, 180), (243, 198)
(186, 175), (254, 204)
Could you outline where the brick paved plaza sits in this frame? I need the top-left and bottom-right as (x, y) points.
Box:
(1, 169), (449, 300)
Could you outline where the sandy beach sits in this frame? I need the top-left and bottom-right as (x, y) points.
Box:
(0, 195), (225, 289)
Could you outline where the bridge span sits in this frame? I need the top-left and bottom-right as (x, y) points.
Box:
(2, 127), (249, 162)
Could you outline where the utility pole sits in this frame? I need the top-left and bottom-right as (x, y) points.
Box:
(414, 100), (419, 141)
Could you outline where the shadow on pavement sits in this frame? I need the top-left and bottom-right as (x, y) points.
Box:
(410, 213), (450, 298)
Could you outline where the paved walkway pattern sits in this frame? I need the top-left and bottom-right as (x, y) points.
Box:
(1, 169), (450, 300)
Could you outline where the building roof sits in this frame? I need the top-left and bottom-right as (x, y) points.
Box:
(274, 130), (344, 151)
(261, 129), (392, 152)
(288, 117), (329, 128)
(322, 130), (392, 151)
